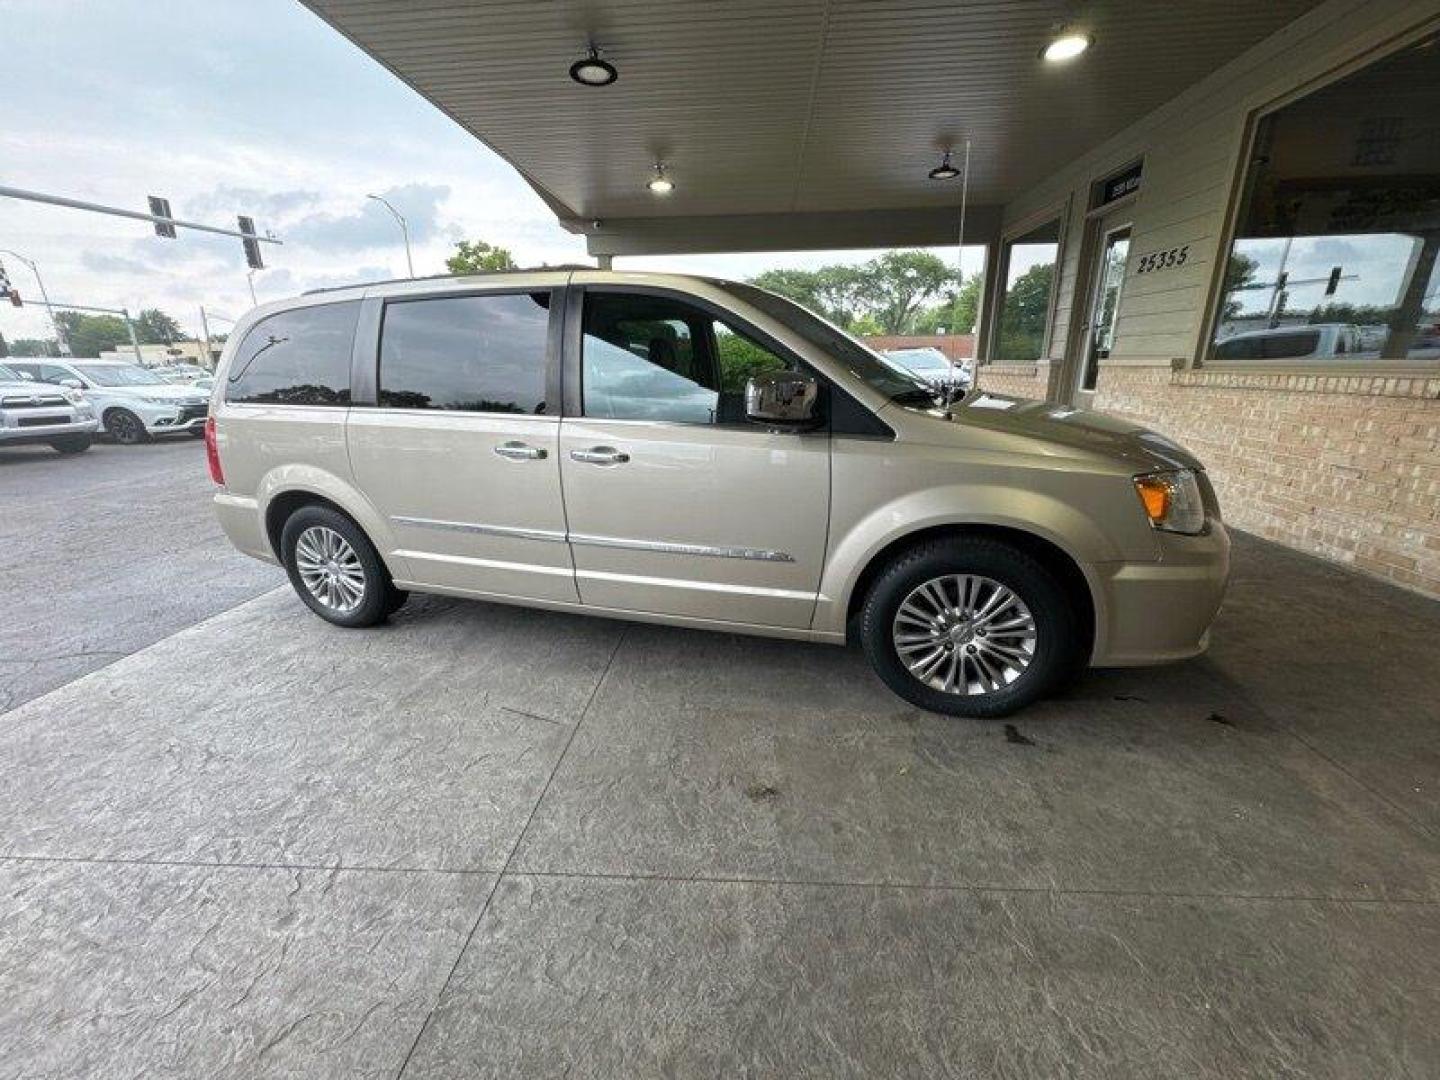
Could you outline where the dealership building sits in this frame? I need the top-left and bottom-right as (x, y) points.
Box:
(308, 0), (1440, 597)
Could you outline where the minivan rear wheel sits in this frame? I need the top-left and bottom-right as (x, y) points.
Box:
(860, 537), (1084, 718)
(280, 505), (400, 628)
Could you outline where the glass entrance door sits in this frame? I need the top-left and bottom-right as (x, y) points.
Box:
(1078, 225), (1131, 397)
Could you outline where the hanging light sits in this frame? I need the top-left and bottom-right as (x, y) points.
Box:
(569, 44), (618, 86)
(928, 149), (960, 181)
(647, 163), (674, 195)
(1041, 30), (1092, 62)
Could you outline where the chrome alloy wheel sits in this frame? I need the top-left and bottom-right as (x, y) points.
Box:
(294, 526), (366, 613)
(892, 574), (1037, 696)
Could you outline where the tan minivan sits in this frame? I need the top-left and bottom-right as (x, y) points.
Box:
(208, 270), (1228, 717)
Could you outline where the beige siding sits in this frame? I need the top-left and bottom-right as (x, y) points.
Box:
(999, 0), (1440, 378)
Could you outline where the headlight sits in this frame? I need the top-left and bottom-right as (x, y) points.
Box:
(1133, 469), (1206, 535)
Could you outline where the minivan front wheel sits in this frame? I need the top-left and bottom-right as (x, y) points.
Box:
(280, 505), (399, 627)
(860, 537), (1084, 718)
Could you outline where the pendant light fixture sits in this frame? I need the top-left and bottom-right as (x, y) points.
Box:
(647, 163), (674, 195)
(1041, 30), (1092, 62)
(928, 149), (961, 181)
(570, 44), (618, 86)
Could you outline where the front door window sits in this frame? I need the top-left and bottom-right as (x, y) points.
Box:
(1082, 227), (1131, 391)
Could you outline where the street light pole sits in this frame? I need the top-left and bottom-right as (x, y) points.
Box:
(367, 194), (413, 277)
(246, 269), (258, 305)
(0, 248), (69, 355)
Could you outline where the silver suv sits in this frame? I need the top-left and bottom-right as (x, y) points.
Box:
(209, 271), (1229, 716)
(0, 362), (97, 454)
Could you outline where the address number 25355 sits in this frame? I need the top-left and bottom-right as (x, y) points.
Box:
(1134, 245), (1189, 274)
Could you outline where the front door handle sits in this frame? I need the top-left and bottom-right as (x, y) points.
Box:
(494, 441), (547, 461)
(570, 446), (630, 466)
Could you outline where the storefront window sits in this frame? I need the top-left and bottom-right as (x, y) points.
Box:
(1211, 36), (1440, 364)
(992, 219), (1060, 363)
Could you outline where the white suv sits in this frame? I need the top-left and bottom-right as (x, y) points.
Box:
(208, 271), (1229, 717)
(10, 358), (211, 443)
(0, 362), (97, 453)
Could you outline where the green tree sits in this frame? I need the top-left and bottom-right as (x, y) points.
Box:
(446, 240), (516, 274)
(748, 266), (860, 326)
(913, 273), (982, 334)
(850, 251), (956, 334)
(8, 338), (55, 357)
(53, 312), (132, 358)
(996, 263), (1055, 362)
(1221, 253), (1261, 319)
(134, 308), (184, 345)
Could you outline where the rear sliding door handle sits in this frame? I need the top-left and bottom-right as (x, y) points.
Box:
(494, 441), (547, 461)
(570, 446), (630, 466)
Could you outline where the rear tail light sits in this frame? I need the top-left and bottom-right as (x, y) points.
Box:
(204, 416), (224, 486)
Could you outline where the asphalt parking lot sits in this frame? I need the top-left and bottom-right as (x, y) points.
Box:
(1, 441), (1438, 1077)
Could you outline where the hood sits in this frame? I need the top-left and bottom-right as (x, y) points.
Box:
(102, 382), (208, 403)
(922, 391), (1204, 472)
(0, 379), (62, 396)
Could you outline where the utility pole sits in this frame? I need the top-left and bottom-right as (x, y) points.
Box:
(0, 249), (69, 355)
(199, 306), (214, 370)
(246, 269), (258, 306)
(122, 308), (142, 364)
(367, 194), (414, 277)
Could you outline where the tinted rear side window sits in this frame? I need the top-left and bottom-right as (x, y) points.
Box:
(1260, 331), (1320, 358)
(379, 292), (552, 414)
(227, 301), (359, 406)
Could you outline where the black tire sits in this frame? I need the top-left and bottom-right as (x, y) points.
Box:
(104, 409), (149, 445)
(860, 537), (1085, 718)
(279, 504), (401, 628)
(384, 588), (411, 616)
(48, 434), (93, 454)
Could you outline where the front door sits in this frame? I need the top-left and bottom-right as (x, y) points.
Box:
(347, 288), (577, 602)
(1074, 223), (1131, 404)
(558, 288), (830, 629)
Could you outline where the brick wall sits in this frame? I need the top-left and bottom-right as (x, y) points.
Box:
(1093, 367), (1440, 598)
(975, 364), (1047, 399)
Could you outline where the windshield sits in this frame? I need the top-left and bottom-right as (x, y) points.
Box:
(885, 348), (954, 372)
(73, 363), (167, 387)
(716, 282), (940, 405)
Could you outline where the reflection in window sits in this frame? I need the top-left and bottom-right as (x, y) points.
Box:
(227, 301), (359, 406)
(1211, 36), (1440, 363)
(994, 220), (1060, 363)
(581, 293), (790, 424)
(379, 292), (551, 414)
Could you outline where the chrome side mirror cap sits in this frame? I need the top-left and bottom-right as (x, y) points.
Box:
(744, 371), (818, 428)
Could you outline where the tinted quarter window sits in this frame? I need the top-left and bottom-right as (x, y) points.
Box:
(582, 292), (791, 424)
(379, 292), (551, 414)
(227, 301), (359, 406)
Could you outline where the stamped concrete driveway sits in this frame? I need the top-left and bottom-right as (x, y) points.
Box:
(1, 448), (1437, 1077)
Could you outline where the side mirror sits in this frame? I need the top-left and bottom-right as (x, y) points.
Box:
(59, 378), (84, 390)
(745, 371), (819, 428)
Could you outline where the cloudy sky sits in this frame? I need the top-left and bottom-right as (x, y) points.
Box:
(0, 0), (981, 347)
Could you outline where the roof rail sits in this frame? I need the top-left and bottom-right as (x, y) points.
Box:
(301, 265), (597, 296)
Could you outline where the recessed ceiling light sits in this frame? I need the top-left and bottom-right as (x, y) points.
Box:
(570, 45), (617, 86)
(1041, 31), (1091, 62)
(928, 150), (960, 181)
(647, 163), (674, 195)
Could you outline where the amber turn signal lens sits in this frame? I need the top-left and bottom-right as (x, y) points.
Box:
(1134, 476), (1172, 523)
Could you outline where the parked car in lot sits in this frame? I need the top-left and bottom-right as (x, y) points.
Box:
(151, 363), (212, 384)
(208, 271), (1229, 717)
(882, 346), (974, 394)
(0, 362), (98, 453)
(1213, 323), (1364, 361)
(8, 359), (210, 443)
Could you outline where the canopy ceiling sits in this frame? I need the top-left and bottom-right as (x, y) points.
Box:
(304, 0), (1327, 254)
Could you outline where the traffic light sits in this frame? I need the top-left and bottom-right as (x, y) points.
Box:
(148, 195), (177, 238)
(0, 262), (19, 307)
(238, 215), (264, 269)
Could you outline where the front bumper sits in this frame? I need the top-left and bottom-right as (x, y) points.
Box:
(1090, 519), (1231, 666)
(0, 412), (99, 445)
(136, 401), (209, 435)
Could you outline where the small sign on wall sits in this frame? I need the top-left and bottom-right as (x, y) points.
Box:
(1098, 161), (1143, 206)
